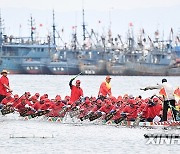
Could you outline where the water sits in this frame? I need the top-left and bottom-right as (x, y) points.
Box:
(0, 75), (180, 154)
(9, 75), (180, 99)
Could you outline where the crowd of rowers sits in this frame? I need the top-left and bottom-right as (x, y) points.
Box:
(0, 73), (180, 122)
(0, 90), (179, 122)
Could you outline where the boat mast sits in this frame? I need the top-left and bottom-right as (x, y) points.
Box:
(0, 10), (4, 57)
(82, 9), (86, 42)
(0, 10), (3, 47)
(52, 10), (56, 45)
(82, 0), (86, 49)
(30, 15), (35, 44)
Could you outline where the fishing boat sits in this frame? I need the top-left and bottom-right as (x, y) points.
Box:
(78, 49), (108, 75)
(0, 14), (57, 74)
(20, 44), (56, 74)
(0, 15), (29, 74)
(106, 49), (143, 75)
(47, 49), (80, 75)
(106, 43), (180, 76)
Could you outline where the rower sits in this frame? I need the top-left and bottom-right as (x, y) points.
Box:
(98, 76), (112, 101)
(143, 78), (177, 121)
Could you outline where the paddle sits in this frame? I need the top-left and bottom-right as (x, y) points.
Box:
(140, 87), (158, 91)
(71, 72), (83, 81)
(89, 112), (102, 121)
(104, 110), (117, 122)
(25, 110), (50, 120)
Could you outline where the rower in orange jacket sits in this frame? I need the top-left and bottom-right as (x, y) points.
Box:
(98, 76), (112, 100)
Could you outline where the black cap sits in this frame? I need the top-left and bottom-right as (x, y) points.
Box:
(162, 78), (167, 83)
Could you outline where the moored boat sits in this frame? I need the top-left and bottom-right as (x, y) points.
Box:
(47, 49), (80, 75)
(78, 49), (108, 75)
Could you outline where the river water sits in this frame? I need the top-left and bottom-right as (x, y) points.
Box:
(0, 75), (180, 154)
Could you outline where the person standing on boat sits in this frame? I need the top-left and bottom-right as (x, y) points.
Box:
(0, 70), (13, 103)
(143, 78), (177, 121)
(98, 76), (112, 100)
(69, 78), (83, 104)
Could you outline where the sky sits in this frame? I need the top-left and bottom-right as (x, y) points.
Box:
(0, 0), (180, 46)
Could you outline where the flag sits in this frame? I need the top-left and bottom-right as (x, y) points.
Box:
(61, 28), (64, 33)
(170, 28), (173, 35)
(176, 36), (180, 42)
(98, 20), (101, 24)
(32, 27), (36, 30)
(142, 28), (145, 34)
(155, 30), (159, 36)
(39, 24), (43, 27)
(129, 22), (133, 27)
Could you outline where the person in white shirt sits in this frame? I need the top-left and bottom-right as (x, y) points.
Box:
(143, 78), (177, 121)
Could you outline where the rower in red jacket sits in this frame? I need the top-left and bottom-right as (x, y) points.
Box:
(47, 100), (65, 117)
(0, 93), (14, 105)
(146, 97), (162, 122)
(121, 99), (138, 121)
(111, 100), (127, 120)
(69, 79), (83, 103)
(0, 70), (13, 103)
(15, 96), (28, 113)
(79, 97), (92, 118)
(136, 99), (148, 121)
(12, 94), (20, 108)
(39, 99), (53, 110)
(98, 99), (114, 114)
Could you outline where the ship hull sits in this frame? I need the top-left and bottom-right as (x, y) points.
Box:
(79, 60), (107, 75)
(21, 61), (50, 74)
(47, 62), (80, 75)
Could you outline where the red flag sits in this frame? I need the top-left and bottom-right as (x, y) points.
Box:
(155, 30), (159, 36)
(32, 27), (36, 30)
(129, 22), (133, 27)
(39, 24), (43, 27)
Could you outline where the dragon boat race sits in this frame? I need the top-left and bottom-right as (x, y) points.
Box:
(0, 0), (180, 153)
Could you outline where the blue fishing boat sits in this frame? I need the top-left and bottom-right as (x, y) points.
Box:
(47, 49), (80, 75)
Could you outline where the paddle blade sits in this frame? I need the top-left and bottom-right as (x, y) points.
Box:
(89, 112), (102, 121)
(105, 111), (116, 122)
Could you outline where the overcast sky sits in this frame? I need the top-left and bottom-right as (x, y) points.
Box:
(1, 0), (180, 45)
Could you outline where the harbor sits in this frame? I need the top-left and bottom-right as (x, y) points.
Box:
(0, 10), (180, 76)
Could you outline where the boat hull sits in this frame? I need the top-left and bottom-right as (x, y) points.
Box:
(79, 60), (107, 75)
(47, 62), (80, 75)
